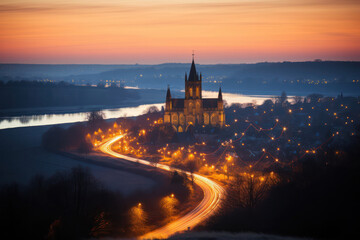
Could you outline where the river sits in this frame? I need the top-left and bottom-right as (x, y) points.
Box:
(0, 91), (276, 130)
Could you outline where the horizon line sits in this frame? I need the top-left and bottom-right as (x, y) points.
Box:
(1, 59), (360, 65)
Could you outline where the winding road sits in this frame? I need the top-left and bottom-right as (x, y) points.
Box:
(98, 134), (225, 239)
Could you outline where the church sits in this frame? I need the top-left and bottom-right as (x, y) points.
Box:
(164, 57), (225, 132)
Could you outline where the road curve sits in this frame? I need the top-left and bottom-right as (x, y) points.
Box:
(98, 135), (225, 239)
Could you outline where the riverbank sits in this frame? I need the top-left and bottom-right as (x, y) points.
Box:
(0, 89), (274, 130)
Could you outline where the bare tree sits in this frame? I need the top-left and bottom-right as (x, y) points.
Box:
(226, 173), (275, 209)
(87, 111), (105, 130)
(144, 106), (159, 114)
(276, 91), (287, 106)
(90, 212), (112, 238)
(70, 166), (99, 216)
(186, 160), (198, 184)
(293, 96), (303, 104)
(306, 93), (323, 104)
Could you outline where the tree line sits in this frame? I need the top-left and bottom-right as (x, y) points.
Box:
(0, 165), (194, 239)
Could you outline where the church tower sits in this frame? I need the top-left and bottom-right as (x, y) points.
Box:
(184, 55), (203, 125)
(185, 57), (202, 99)
(165, 86), (172, 111)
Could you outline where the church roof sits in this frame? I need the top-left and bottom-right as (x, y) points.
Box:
(171, 99), (184, 109)
(203, 99), (219, 109)
(188, 59), (199, 82)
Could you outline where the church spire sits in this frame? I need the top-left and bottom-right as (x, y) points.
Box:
(166, 85), (171, 100)
(188, 54), (198, 82)
(218, 87), (222, 101)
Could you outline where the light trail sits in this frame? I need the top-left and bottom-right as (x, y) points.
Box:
(98, 134), (225, 239)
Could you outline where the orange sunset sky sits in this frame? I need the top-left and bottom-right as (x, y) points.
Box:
(0, 0), (360, 64)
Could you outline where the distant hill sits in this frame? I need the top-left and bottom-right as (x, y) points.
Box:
(1, 61), (360, 95)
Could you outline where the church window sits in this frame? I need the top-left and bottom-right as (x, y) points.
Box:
(189, 102), (193, 111)
(204, 113), (209, 125)
(211, 113), (218, 125)
(196, 102), (201, 112)
(179, 114), (185, 125)
(172, 114), (178, 125)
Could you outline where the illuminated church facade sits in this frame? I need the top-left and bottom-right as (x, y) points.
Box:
(164, 58), (225, 132)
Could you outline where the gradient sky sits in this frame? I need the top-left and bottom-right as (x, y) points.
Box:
(0, 0), (359, 64)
